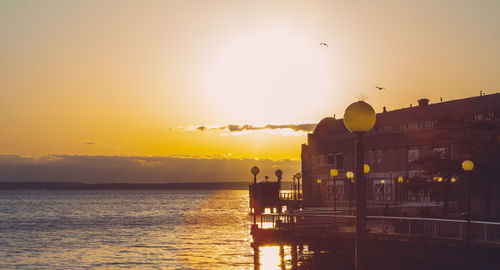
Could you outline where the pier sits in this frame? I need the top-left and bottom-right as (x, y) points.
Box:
(249, 174), (500, 269)
(250, 211), (500, 269)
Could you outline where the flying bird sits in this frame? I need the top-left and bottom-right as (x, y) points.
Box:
(320, 42), (328, 48)
(375, 86), (385, 91)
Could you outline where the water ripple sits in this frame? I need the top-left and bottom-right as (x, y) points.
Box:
(0, 190), (252, 269)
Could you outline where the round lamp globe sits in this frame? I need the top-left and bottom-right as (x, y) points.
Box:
(343, 101), (376, 133)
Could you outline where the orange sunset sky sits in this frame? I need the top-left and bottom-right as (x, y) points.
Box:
(0, 1), (499, 182)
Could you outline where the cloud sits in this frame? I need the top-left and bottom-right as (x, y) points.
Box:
(0, 155), (301, 183)
(263, 124), (317, 132)
(194, 123), (316, 133)
(85, 142), (95, 145)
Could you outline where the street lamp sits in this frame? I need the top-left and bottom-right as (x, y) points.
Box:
(316, 178), (323, 203)
(363, 164), (370, 174)
(363, 164), (370, 201)
(330, 169), (338, 215)
(295, 172), (302, 200)
(251, 166), (260, 184)
(343, 101), (376, 270)
(380, 179), (385, 201)
(397, 176), (403, 204)
(462, 160), (474, 246)
(275, 169), (283, 189)
(346, 171), (354, 211)
(251, 166), (260, 224)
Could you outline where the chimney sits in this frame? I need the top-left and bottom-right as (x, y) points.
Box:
(418, 98), (430, 106)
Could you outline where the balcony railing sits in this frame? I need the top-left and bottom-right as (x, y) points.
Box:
(255, 213), (500, 244)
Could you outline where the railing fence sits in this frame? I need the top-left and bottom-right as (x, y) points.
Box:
(256, 213), (500, 244)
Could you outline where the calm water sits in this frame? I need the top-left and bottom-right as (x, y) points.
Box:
(0, 190), (265, 269)
(0, 190), (456, 270)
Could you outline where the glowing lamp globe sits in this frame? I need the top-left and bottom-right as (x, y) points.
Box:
(363, 164), (370, 174)
(462, 160), (474, 171)
(330, 169), (338, 177)
(251, 166), (260, 176)
(451, 177), (457, 183)
(346, 171), (354, 179)
(398, 176), (403, 183)
(343, 101), (376, 133)
(317, 179), (322, 184)
(295, 172), (302, 180)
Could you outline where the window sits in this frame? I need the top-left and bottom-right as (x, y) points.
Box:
(376, 150), (382, 164)
(367, 151), (374, 164)
(408, 147), (420, 163)
(377, 126), (393, 133)
(317, 155), (332, 166)
(433, 147), (446, 159)
(408, 122), (419, 129)
(336, 154), (344, 169)
(315, 155), (322, 166)
(318, 155), (325, 166)
(474, 113), (484, 122)
(327, 154), (335, 165)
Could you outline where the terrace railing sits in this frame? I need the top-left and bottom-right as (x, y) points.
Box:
(256, 213), (500, 244)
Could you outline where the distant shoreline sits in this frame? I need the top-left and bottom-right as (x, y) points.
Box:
(0, 181), (253, 190)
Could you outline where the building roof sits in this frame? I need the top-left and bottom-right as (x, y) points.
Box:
(376, 93), (500, 126)
(312, 93), (500, 136)
(312, 117), (348, 135)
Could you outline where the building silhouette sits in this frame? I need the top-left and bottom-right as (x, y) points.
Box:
(301, 93), (500, 217)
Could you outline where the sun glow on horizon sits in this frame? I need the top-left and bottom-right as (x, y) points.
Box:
(1, 1), (499, 160)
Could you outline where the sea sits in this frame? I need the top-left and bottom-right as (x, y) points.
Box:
(0, 190), (308, 269)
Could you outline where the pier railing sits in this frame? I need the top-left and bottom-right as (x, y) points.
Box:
(256, 213), (500, 244)
(279, 192), (302, 200)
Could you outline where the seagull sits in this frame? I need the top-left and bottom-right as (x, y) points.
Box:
(320, 42), (328, 48)
(375, 86), (385, 91)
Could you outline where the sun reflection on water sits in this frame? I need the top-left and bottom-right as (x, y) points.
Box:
(254, 245), (306, 270)
(257, 246), (281, 270)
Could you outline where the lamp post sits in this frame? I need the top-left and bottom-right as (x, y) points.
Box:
(462, 160), (474, 246)
(295, 172), (302, 200)
(317, 178), (322, 203)
(397, 176), (403, 204)
(275, 169), (283, 189)
(364, 164), (370, 201)
(251, 166), (260, 225)
(380, 179), (385, 201)
(330, 169), (338, 215)
(344, 101), (376, 270)
(346, 171), (354, 211)
(292, 174), (297, 200)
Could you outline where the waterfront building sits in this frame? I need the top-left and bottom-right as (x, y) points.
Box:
(301, 93), (500, 216)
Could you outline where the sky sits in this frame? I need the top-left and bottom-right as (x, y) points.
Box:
(0, 0), (499, 182)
